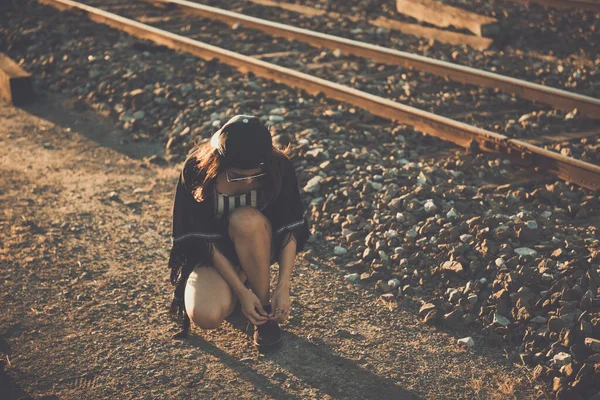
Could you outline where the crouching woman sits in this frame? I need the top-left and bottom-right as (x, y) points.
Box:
(167, 115), (310, 351)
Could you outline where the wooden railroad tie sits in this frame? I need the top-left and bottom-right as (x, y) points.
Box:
(246, 0), (492, 50)
(396, 0), (499, 37)
(0, 53), (34, 106)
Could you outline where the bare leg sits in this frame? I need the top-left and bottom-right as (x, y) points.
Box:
(227, 207), (273, 306)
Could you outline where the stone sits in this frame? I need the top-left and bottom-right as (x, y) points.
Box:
(532, 364), (548, 380)
(345, 273), (360, 283)
(375, 280), (392, 293)
(530, 316), (548, 324)
(440, 260), (467, 277)
(448, 289), (461, 303)
(423, 309), (440, 325)
(419, 302), (437, 317)
(553, 352), (572, 367)
(443, 309), (463, 329)
(460, 234), (473, 242)
(387, 278), (402, 289)
(303, 176), (324, 193)
(493, 313), (511, 326)
(446, 208), (458, 219)
(526, 220), (538, 229)
(585, 337), (600, 353)
(423, 200), (437, 213)
(334, 246), (348, 256)
(514, 247), (538, 257)
(457, 337), (474, 348)
(549, 316), (567, 333)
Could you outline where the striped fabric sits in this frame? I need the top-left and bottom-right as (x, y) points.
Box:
(215, 189), (259, 219)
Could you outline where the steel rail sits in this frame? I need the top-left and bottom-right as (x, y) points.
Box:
(37, 0), (600, 190)
(143, 0), (600, 118)
(507, 0), (600, 12)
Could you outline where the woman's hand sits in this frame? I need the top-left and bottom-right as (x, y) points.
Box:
(270, 284), (291, 323)
(239, 290), (269, 325)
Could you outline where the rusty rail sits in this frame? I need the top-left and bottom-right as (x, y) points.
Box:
(146, 0), (600, 117)
(37, 0), (600, 190)
(507, 0), (600, 12)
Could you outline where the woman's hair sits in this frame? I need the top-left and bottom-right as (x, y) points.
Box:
(186, 141), (291, 203)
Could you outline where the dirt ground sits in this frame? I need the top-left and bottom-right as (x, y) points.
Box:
(0, 93), (546, 399)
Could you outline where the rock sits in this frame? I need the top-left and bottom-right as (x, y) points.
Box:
(552, 377), (566, 392)
(387, 278), (402, 289)
(423, 309), (440, 325)
(459, 234), (473, 243)
(334, 246), (348, 256)
(423, 200), (437, 214)
(379, 293), (396, 303)
(491, 289), (510, 316)
(304, 176), (324, 193)
(360, 272), (373, 282)
(443, 309), (463, 329)
(585, 337), (600, 353)
(375, 280), (392, 293)
(530, 316), (548, 324)
(571, 363), (596, 394)
(345, 273), (360, 283)
(147, 155), (167, 166)
(549, 316), (567, 333)
(514, 247), (538, 257)
(526, 220), (538, 229)
(553, 352), (572, 367)
(447, 289), (461, 303)
(419, 302), (437, 317)
(532, 364), (548, 380)
(493, 313), (511, 326)
(457, 337), (474, 348)
(107, 191), (119, 201)
(440, 260), (467, 278)
(446, 208), (458, 219)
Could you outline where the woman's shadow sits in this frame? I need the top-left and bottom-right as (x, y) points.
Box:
(185, 327), (418, 400)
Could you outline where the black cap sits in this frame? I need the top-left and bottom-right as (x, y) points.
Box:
(210, 115), (273, 169)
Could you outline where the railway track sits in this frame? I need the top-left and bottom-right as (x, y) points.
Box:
(3, 3), (600, 399)
(142, 0), (600, 117)
(35, 0), (600, 190)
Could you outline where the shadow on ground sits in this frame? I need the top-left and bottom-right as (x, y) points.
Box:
(185, 331), (418, 400)
(22, 92), (164, 162)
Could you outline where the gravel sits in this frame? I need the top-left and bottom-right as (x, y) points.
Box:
(2, 1), (599, 398)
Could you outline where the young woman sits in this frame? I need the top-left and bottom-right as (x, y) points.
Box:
(167, 115), (310, 350)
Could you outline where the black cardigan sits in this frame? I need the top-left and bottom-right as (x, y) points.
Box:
(167, 153), (310, 337)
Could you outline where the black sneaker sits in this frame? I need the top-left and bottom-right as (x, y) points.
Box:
(252, 304), (282, 350)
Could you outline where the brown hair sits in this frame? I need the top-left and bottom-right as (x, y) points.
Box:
(186, 141), (291, 203)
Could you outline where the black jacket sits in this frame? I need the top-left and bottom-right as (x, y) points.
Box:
(167, 153), (310, 337)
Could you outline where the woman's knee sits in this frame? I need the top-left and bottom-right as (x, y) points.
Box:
(228, 207), (272, 239)
(184, 267), (235, 330)
(187, 306), (225, 330)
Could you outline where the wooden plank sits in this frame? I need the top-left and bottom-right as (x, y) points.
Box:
(37, 0), (600, 190)
(506, 0), (600, 12)
(149, 0), (600, 117)
(247, 0), (492, 50)
(0, 53), (34, 106)
(371, 16), (492, 50)
(396, 0), (499, 37)
(522, 128), (600, 146)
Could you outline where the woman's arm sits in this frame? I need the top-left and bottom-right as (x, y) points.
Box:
(276, 235), (297, 290)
